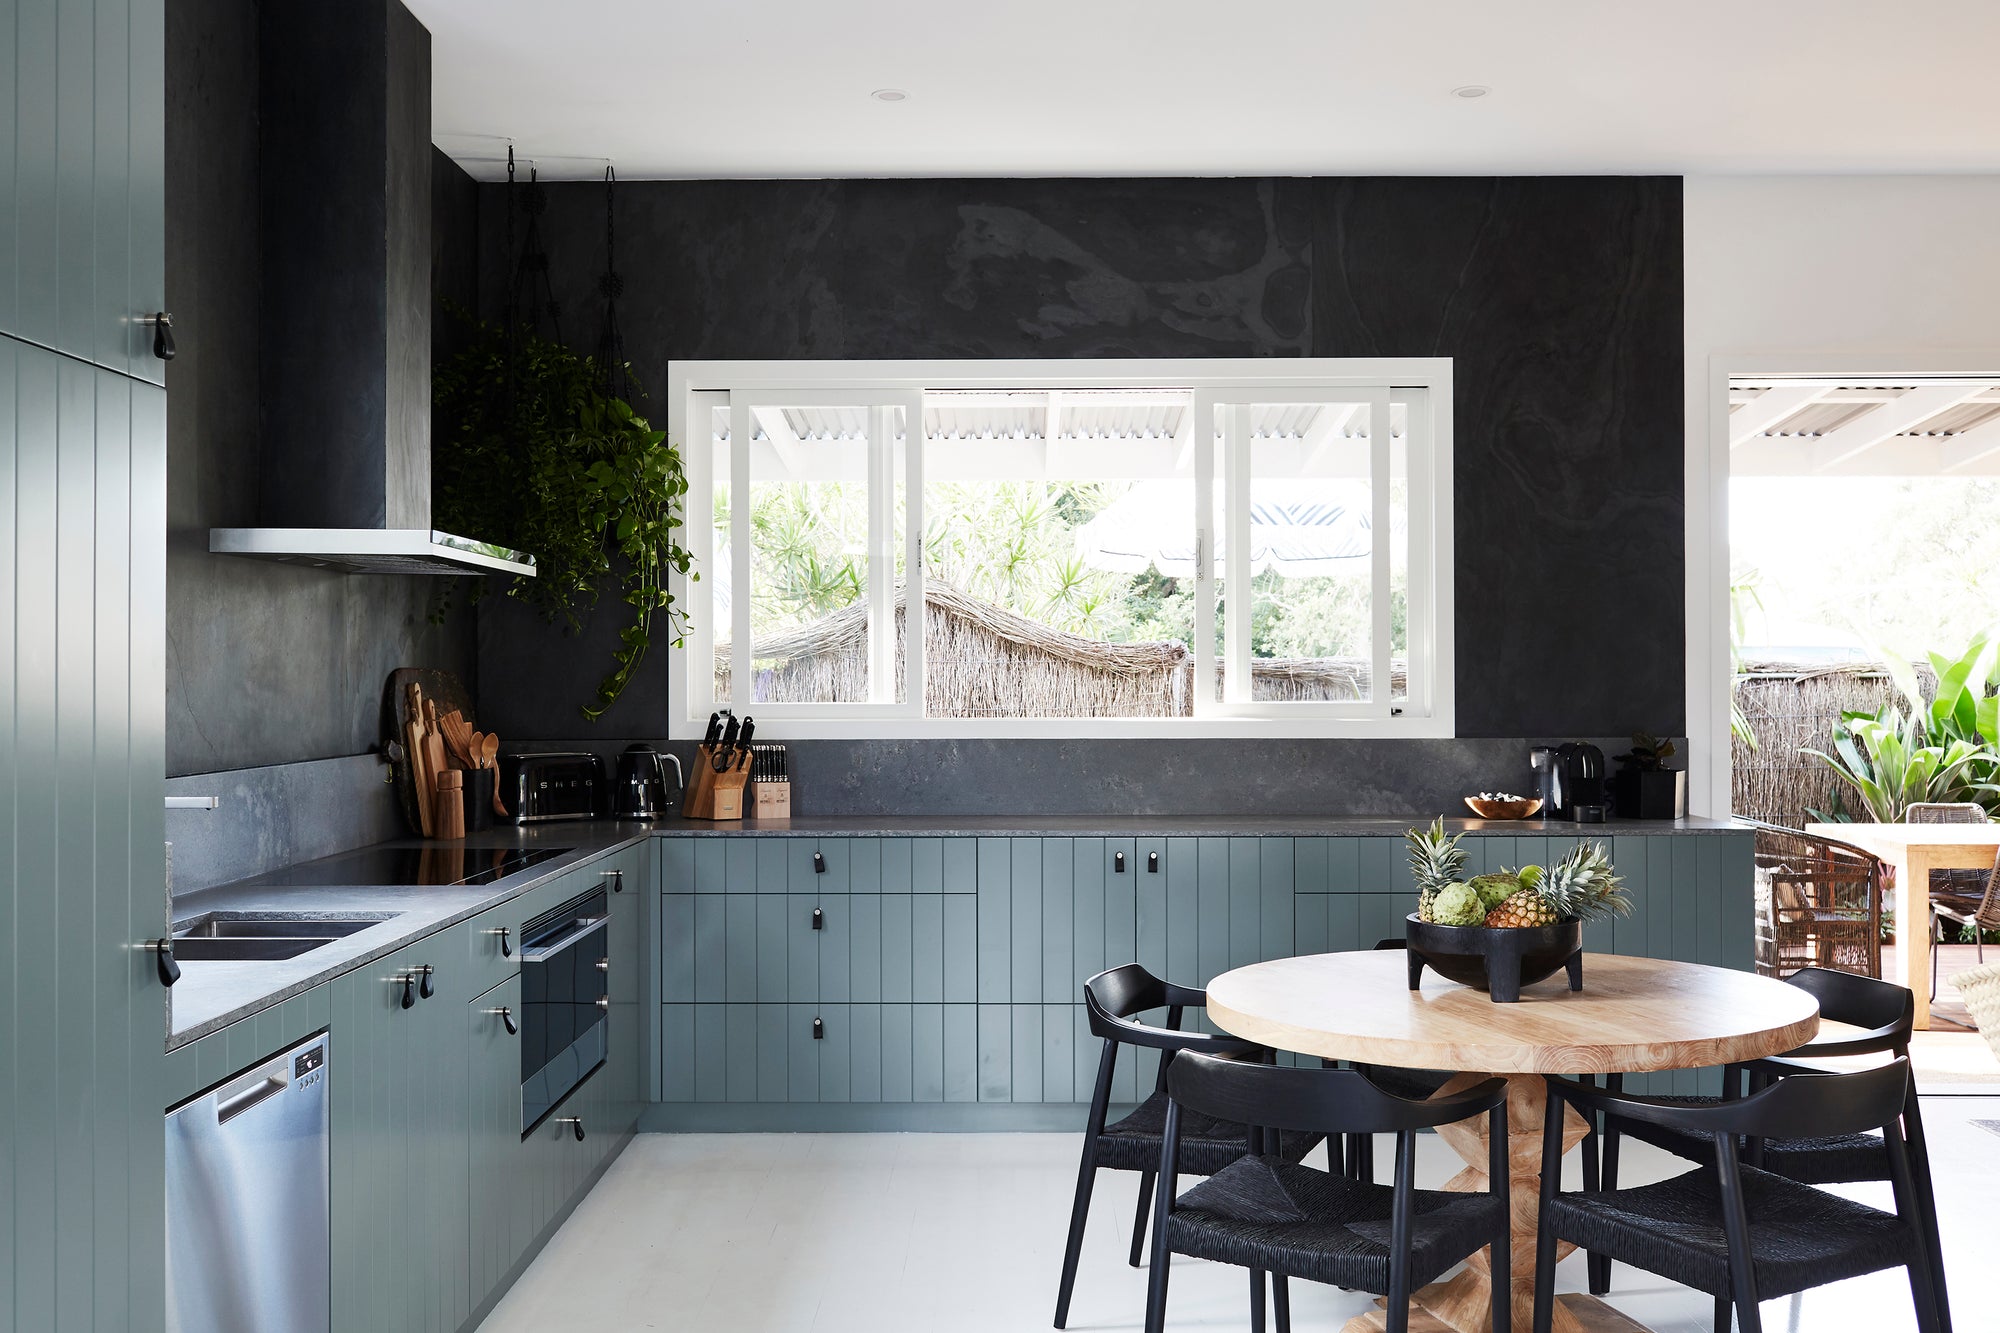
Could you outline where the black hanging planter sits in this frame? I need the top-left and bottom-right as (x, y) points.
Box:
(1405, 915), (1584, 1003)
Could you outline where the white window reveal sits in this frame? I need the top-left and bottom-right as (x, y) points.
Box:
(667, 359), (1454, 738)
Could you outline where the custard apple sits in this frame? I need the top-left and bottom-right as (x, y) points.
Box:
(1468, 872), (1522, 912)
(1428, 881), (1487, 927)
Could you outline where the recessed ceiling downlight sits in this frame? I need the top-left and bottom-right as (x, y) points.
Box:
(1452, 85), (1491, 99)
(872, 88), (908, 102)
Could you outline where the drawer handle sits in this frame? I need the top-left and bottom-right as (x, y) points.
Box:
(398, 973), (416, 1010)
(487, 1006), (518, 1036)
(417, 964), (435, 1000)
(595, 957), (610, 972)
(141, 938), (181, 987)
(595, 996), (609, 1012)
(556, 1116), (585, 1142)
(813, 852), (826, 874)
(811, 907), (824, 931)
(812, 1016), (824, 1040)
(1115, 851), (1126, 873)
(601, 869), (624, 893)
(142, 311), (176, 361)
(485, 925), (513, 958)
(1148, 851), (1160, 874)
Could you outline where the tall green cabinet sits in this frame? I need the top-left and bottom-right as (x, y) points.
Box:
(1, 2), (169, 1329)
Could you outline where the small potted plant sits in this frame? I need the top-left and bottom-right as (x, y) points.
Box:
(1404, 817), (1631, 1002)
(1611, 732), (1687, 820)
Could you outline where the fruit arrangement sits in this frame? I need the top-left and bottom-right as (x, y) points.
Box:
(1406, 817), (1630, 928)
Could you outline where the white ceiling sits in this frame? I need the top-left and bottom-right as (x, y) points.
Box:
(409, 0), (2000, 181)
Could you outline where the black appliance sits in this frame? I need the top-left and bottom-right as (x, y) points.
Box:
(500, 752), (607, 824)
(236, 845), (571, 889)
(1550, 743), (1607, 821)
(519, 887), (609, 1134)
(613, 744), (682, 821)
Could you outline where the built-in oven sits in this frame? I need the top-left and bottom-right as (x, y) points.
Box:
(519, 886), (609, 1135)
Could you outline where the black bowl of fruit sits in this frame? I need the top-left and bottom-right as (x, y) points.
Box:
(1400, 818), (1629, 1003)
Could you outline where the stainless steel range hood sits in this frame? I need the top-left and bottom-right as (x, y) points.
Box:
(208, 1), (533, 581)
(207, 528), (535, 576)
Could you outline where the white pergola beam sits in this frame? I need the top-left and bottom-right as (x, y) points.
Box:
(1809, 385), (1990, 471)
(1303, 401), (1364, 472)
(1728, 385), (1835, 447)
(1941, 417), (2000, 473)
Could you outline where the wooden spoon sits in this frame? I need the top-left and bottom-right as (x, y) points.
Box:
(483, 734), (507, 818)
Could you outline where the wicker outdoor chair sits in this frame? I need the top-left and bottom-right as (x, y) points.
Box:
(1745, 820), (1881, 979)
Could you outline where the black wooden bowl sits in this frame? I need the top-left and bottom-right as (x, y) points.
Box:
(1405, 915), (1584, 1003)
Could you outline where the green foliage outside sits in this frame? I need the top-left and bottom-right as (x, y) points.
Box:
(728, 477), (1405, 661)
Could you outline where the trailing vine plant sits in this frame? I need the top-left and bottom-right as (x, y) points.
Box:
(432, 314), (694, 720)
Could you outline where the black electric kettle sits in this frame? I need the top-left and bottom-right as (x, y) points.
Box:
(614, 743), (683, 821)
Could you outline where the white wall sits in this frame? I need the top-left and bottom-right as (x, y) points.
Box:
(1684, 175), (2000, 815)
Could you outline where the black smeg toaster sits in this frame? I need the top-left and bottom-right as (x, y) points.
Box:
(498, 751), (607, 823)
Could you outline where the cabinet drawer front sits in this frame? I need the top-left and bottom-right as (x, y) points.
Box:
(462, 901), (523, 999)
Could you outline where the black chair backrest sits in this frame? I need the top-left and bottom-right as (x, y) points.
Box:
(1083, 964), (1260, 1055)
(1372, 938), (1407, 950)
(1555, 1057), (1912, 1142)
(1167, 1049), (1505, 1137)
(1786, 966), (1913, 1050)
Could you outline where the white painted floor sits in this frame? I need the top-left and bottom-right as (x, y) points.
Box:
(476, 1098), (2000, 1332)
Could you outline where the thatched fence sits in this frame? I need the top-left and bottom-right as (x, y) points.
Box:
(715, 582), (1406, 717)
(1731, 659), (1935, 827)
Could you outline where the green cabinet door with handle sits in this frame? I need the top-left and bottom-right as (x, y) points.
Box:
(328, 934), (470, 1333)
(467, 972), (528, 1309)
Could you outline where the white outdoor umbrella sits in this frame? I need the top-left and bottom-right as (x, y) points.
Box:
(1072, 480), (1376, 578)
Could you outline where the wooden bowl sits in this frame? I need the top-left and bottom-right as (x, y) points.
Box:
(1465, 795), (1543, 820)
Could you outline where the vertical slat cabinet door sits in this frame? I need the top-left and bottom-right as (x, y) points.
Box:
(607, 848), (645, 1130)
(1196, 838), (1231, 986)
(331, 941), (422, 1333)
(976, 838), (1012, 1003)
(1102, 840), (1139, 1096)
(1071, 838), (1106, 1002)
(1135, 836), (1169, 984)
(1041, 839), (1076, 1003)
(421, 939), (472, 1333)
(3, 318), (168, 1331)
(1010, 838), (1044, 1004)
(1258, 838), (1295, 963)
(1164, 837), (1199, 988)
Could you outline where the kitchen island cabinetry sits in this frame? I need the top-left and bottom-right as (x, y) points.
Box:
(653, 827), (1753, 1126)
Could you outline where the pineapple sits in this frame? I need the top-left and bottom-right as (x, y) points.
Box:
(1484, 842), (1631, 927)
(1405, 817), (1469, 922)
(1484, 887), (1560, 928)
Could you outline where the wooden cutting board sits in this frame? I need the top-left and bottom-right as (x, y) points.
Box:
(382, 667), (477, 837)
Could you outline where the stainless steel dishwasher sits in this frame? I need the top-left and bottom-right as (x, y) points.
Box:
(165, 1034), (330, 1333)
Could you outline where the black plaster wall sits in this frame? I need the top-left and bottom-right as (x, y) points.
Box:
(460, 174), (1683, 810)
(164, 0), (473, 777)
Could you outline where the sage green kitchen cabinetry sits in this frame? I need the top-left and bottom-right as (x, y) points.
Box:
(328, 934), (472, 1333)
(467, 973), (527, 1311)
(1, 0), (166, 381)
(655, 831), (1754, 1120)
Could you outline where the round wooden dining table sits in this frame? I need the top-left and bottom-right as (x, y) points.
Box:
(1205, 950), (1822, 1333)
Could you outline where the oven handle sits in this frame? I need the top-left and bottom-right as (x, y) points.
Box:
(518, 914), (609, 963)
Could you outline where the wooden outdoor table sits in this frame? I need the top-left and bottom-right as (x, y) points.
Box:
(1205, 951), (1821, 1333)
(1807, 821), (2000, 1029)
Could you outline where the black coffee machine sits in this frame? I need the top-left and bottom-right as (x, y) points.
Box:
(1549, 742), (1607, 822)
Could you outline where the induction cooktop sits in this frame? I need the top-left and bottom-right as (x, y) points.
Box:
(245, 846), (572, 889)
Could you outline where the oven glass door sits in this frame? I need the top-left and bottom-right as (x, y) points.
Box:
(519, 887), (609, 1134)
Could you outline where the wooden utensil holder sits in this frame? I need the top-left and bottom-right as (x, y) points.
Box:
(682, 745), (751, 820)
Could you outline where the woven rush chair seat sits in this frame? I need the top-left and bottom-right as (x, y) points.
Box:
(1097, 1094), (1320, 1175)
(1547, 1162), (1915, 1299)
(1609, 1105), (1888, 1185)
(1166, 1156), (1506, 1294)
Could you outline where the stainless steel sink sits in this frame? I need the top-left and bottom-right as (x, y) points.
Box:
(170, 914), (397, 962)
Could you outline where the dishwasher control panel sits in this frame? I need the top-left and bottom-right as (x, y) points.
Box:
(294, 1046), (325, 1080)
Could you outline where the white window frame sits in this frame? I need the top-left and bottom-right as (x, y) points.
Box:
(666, 358), (1454, 740)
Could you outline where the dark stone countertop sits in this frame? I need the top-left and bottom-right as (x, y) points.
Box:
(645, 814), (1748, 838)
(165, 823), (654, 1050)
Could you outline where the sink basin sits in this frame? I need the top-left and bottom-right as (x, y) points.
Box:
(176, 917), (384, 939)
(170, 914), (397, 962)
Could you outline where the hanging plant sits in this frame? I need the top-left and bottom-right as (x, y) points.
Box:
(432, 317), (694, 720)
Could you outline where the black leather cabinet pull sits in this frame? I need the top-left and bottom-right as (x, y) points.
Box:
(812, 1016), (825, 1040)
(1114, 851), (1126, 873)
(811, 906), (824, 931)
(1147, 850), (1160, 873)
(813, 851), (826, 874)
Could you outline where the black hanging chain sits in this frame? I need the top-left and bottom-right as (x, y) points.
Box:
(595, 164), (630, 401)
(509, 158), (562, 346)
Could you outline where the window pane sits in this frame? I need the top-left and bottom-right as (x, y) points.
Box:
(1243, 399), (1378, 703)
(1388, 401), (1411, 703)
(731, 404), (892, 705)
(710, 405), (731, 706)
(921, 390), (1197, 718)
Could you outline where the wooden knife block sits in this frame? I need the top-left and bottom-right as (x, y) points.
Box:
(682, 745), (750, 821)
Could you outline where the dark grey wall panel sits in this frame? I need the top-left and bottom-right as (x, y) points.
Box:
(163, 0), (473, 776)
(1309, 178), (1684, 736)
(465, 174), (1684, 756)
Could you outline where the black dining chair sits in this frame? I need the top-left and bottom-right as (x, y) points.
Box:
(1144, 1051), (1511, 1333)
(1591, 967), (1946, 1326)
(1535, 1059), (1946, 1333)
(1054, 964), (1323, 1329)
(1341, 940), (1454, 1182)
